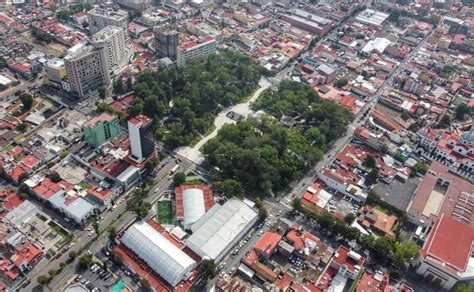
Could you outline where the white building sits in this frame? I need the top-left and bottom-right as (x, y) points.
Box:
(91, 26), (130, 75)
(88, 8), (129, 43)
(127, 114), (153, 163)
(412, 214), (474, 290)
(186, 199), (258, 262)
(177, 36), (217, 68)
(355, 9), (390, 28)
(64, 42), (111, 98)
(122, 222), (197, 287)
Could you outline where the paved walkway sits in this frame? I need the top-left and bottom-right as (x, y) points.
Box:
(176, 77), (271, 164)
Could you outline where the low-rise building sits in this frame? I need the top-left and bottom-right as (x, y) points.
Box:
(412, 214), (474, 290)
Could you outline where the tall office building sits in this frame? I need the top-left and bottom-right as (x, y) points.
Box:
(154, 26), (180, 60)
(128, 114), (154, 163)
(88, 8), (129, 43)
(177, 36), (217, 67)
(83, 112), (120, 147)
(91, 25), (130, 74)
(64, 42), (111, 98)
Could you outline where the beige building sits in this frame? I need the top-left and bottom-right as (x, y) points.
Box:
(88, 8), (129, 43)
(177, 36), (217, 68)
(45, 58), (67, 89)
(64, 42), (111, 98)
(91, 25), (130, 74)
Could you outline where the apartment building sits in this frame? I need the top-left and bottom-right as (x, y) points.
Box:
(91, 25), (130, 74)
(155, 26), (180, 60)
(88, 8), (129, 43)
(176, 36), (217, 68)
(64, 42), (111, 98)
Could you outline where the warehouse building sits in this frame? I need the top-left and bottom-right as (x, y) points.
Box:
(186, 199), (258, 262)
(121, 221), (197, 287)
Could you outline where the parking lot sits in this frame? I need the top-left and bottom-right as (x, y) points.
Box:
(73, 262), (116, 292)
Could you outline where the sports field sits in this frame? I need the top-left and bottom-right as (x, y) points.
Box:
(156, 200), (172, 224)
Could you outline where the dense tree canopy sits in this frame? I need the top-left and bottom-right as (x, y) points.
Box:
(204, 81), (353, 196)
(203, 117), (323, 196)
(252, 81), (354, 149)
(132, 51), (262, 148)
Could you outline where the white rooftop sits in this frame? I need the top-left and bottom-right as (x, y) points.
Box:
(186, 199), (258, 262)
(182, 188), (206, 230)
(122, 221), (196, 287)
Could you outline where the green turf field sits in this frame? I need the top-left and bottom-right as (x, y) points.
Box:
(156, 200), (172, 224)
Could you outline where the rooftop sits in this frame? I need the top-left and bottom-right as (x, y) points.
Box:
(254, 232), (282, 257)
(83, 112), (116, 127)
(409, 161), (474, 227)
(128, 114), (152, 126)
(420, 214), (474, 274)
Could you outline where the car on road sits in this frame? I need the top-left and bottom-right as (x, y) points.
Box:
(219, 271), (224, 278)
(258, 230), (263, 236)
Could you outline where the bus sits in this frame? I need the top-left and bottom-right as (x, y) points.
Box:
(170, 164), (179, 175)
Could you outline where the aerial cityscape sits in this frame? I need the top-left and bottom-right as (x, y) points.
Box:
(0, 0), (472, 291)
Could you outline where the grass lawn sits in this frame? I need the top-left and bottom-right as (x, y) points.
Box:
(156, 200), (172, 224)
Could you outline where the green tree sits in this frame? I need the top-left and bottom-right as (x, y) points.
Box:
(199, 259), (217, 279)
(98, 87), (106, 99)
(344, 213), (356, 224)
(108, 226), (117, 242)
(410, 162), (428, 177)
(363, 155), (376, 169)
(18, 172), (29, 183)
(456, 284), (474, 292)
(78, 255), (92, 269)
(49, 3), (58, 12)
(139, 279), (151, 290)
(48, 172), (61, 183)
(436, 114), (451, 129)
(335, 78), (348, 88)
(258, 206), (268, 220)
(48, 269), (57, 277)
(455, 103), (471, 121)
(213, 179), (244, 198)
(19, 93), (33, 111)
(292, 198), (302, 212)
(16, 123), (27, 133)
(113, 78), (124, 95)
(173, 172), (186, 186)
(365, 168), (379, 185)
(37, 275), (49, 285)
(68, 251), (77, 260)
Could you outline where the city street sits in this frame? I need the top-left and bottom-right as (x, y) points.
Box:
(281, 24), (436, 205)
(23, 155), (183, 291)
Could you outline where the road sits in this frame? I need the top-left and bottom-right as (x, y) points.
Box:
(23, 155), (187, 291)
(281, 24), (436, 205)
(206, 200), (290, 289)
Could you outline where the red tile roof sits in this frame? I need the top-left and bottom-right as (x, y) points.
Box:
(255, 232), (282, 257)
(420, 214), (474, 273)
(333, 246), (365, 272)
(175, 184), (214, 219)
(128, 114), (152, 126)
(410, 161), (474, 227)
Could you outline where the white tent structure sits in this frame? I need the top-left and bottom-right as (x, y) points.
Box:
(186, 199), (258, 263)
(122, 222), (196, 286)
(182, 188), (206, 230)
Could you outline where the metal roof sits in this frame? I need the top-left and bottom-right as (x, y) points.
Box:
(122, 222), (196, 287)
(186, 199), (258, 262)
(182, 188), (206, 230)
